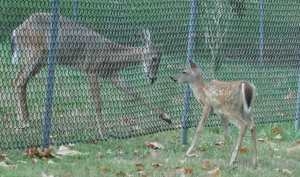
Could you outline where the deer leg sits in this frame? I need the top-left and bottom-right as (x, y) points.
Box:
(104, 75), (171, 124)
(87, 73), (105, 137)
(221, 115), (232, 157)
(14, 58), (44, 128)
(186, 106), (211, 156)
(243, 113), (257, 168)
(225, 112), (248, 166)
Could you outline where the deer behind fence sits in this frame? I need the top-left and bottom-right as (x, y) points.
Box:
(11, 13), (171, 137)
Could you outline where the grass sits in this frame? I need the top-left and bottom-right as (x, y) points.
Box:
(1, 121), (300, 177)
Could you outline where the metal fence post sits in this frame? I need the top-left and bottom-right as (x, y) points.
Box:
(181, 0), (198, 145)
(259, 0), (264, 65)
(42, 0), (60, 149)
(73, 0), (78, 22)
(295, 50), (300, 131)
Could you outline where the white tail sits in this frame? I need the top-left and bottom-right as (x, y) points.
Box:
(170, 60), (257, 168)
(12, 13), (171, 137)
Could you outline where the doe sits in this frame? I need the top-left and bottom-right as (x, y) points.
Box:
(11, 13), (171, 137)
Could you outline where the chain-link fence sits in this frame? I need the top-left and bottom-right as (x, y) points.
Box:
(0, 0), (299, 149)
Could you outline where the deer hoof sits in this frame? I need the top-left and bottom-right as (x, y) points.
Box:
(160, 113), (171, 124)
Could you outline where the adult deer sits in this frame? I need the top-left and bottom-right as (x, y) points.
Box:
(170, 60), (257, 168)
(11, 13), (171, 137)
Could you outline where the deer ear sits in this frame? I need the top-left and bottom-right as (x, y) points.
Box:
(189, 60), (198, 70)
(189, 60), (202, 72)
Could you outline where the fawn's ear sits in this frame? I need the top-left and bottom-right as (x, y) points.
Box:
(189, 60), (201, 71)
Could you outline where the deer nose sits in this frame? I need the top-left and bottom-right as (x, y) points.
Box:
(150, 77), (157, 84)
(170, 76), (176, 82)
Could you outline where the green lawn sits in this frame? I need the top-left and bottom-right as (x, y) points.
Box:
(1, 121), (300, 177)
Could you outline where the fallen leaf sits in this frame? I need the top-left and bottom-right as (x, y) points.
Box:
(56, 146), (82, 156)
(282, 169), (293, 174)
(41, 172), (54, 177)
(152, 163), (163, 168)
(287, 143), (300, 152)
(144, 142), (164, 149)
(37, 148), (53, 158)
(0, 161), (17, 169)
(100, 166), (109, 173)
(26, 147), (39, 158)
(48, 159), (54, 164)
(239, 148), (247, 153)
(115, 171), (127, 176)
(215, 141), (224, 147)
(207, 166), (221, 177)
(202, 160), (210, 170)
(270, 126), (282, 134)
(184, 168), (193, 174)
(138, 170), (146, 177)
(186, 154), (198, 158)
(32, 159), (37, 164)
(95, 152), (105, 159)
(257, 138), (265, 142)
(17, 161), (27, 164)
(274, 155), (282, 159)
(89, 140), (98, 145)
(0, 154), (6, 159)
(136, 163), (145, 172)
(274, 134), (283, 140)
(150, 150), (159, 157)
(178, 158), (186, 163)
(266, 138), (271, 143)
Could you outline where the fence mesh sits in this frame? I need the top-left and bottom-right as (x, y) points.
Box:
(0, 0), (299, 149)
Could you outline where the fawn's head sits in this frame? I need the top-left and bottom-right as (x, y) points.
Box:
(141, 28), (162, 84)
(170, 60), (203, 84)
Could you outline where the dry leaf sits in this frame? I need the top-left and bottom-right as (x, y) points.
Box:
(202, 160), (210, 170)
(0, 154), (6, 159)
(274, 134), (283, 140)
(115, 171), (127, 176)
(138, 170), (146, 177)
(184, 168), (193, 174)
(150, 150), (159, 157)
(41, 172), (54, 177)
(270, 126), (282, 134)
(48, 159), (54, 164)
(215, 141), (224, 147)
(274, 155), (282, 159)
(287, 143), (300, 152)
(266, 138), (271, 143)
(178, 158), (186, 163)
(282, 169), (293, 174)
(152, 163), (163, 168)
(32, 159), (37, 164)
(0, 161), (17, 169)
(56, 146), (82, 156)
(100, 166), (109, 173)
(186, 154), (198, 158)
(38, 148), (53, 158)
(26, 147), (39, 158)
(276, 168), (293, 175)
(207, 166), (221, 177)
(144, 142), (164, 149)
(136, 163), (145, 172)
(239, 148), (247, 153)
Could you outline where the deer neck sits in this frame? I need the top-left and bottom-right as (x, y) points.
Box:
(121, 46), (149, 64)
(189, 75), (206, 103)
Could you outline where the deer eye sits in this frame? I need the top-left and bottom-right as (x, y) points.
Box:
(183, 72), (187, 74)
